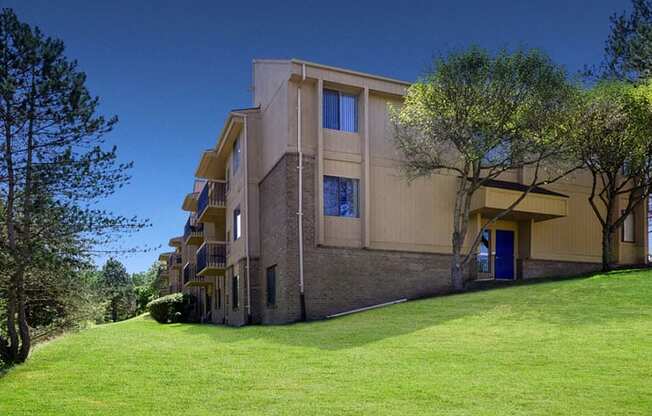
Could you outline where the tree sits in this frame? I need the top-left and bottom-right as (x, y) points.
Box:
(391, 47), (579, 290)
(100, 259), (135, 322)
(604, 0), (652, 82)
(132, 262), (160, 314)
(569, 81), (652, 271)
(0, 9), (146, 365)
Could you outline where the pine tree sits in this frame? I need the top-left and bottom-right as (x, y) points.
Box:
(0, 8), (146, 366)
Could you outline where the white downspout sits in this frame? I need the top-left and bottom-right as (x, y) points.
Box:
(298, 63), (307, 320)
(232, 112), (252, 323)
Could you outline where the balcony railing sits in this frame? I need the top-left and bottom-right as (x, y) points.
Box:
(196, 241), (227, 276)
(167, 253), (182, 271)
(197, 181), (227, 222)
(183, 262), (210, 286)
(183, 262), (194, 285)
(183, 215), (204, 245)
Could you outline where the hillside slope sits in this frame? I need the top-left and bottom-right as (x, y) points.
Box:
(1, 270), (651, 415)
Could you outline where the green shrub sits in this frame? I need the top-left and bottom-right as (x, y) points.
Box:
(146, 293), (192, 324)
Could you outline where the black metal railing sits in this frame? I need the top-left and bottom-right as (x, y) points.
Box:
(183, 262), (208, 285)
(183, 215), (204, 242)
(197, 242), (227, 273)
(183, 263), (195, 285)
(197, 181), (227, 218)
(167, 253), (182, 271)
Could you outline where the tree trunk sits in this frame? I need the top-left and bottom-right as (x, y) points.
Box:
(602, 227), (613, 272)
(451, 231), (465, 291)
(5, 287), (18, 365)
(450, 176), (471, 291)
(111, 299), (118, 322)
(16, 268), (31, 363)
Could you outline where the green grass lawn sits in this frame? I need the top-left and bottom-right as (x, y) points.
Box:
(1, 270), (651, 415)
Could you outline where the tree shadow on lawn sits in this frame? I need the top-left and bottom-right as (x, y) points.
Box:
(176, 270), (650, 351)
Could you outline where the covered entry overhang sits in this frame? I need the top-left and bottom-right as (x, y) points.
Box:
(470, 179), (568, 222)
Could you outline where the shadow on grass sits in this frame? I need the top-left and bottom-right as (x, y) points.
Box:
(173, 268), (652, 351)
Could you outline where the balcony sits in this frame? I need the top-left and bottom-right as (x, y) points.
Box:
(182, 192), (199, 212)
(470, 179), (568, 222)
(196, 241), (227, 276)
(157, 266), (169, 280)
(183, 215), (204, 246)
(167, 253), (182, 271)
(183, 262), (211, 287)
(169, 236), (182, 248)
(197, 181), (227, 223)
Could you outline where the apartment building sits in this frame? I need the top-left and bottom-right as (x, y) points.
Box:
(158, 59), (649, 326)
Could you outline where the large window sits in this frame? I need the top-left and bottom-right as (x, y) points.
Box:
(477, 229), (491, 273)
(323, 89), (358, 132)
(266, 265), (276, 307)
(232, 137), (241, 174)
(622, 210), (635, 242)
(324, 176), (359, 217)
(232, 275), (239, 310)
(233, 207), (241, 240)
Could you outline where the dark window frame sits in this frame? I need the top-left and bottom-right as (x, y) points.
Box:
(266, 265), (277, 307)
(233, 207), (241, 241)
(323, 88), (358, 133)
(323, 175), (360, 218)
(232, 274), (239, 310)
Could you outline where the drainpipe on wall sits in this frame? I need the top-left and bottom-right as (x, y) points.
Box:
(298, 63), (307, 321)
(232, 111), (252, 324)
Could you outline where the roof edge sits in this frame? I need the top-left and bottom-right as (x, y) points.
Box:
(289, 58), (412, 86)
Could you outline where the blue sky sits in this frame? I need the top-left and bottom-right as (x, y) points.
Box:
(6, 0), (631, 273)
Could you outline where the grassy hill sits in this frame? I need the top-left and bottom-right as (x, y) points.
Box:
(1, 269), (651, 415)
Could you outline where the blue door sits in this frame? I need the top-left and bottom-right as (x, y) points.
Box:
(495, 230), (515, 280)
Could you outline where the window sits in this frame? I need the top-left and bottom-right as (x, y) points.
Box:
(477, 229), (491, 273)
(324, 176), (359, 217)
(483, 141), (511, 165)
(232, 137), (241, 174)
(232, 275), (239, 310)
(266, 265), (276, 307)
(217, 287), (221, 309)
(622, 160), (632, 176)
(233, 207), (241, 240)
(622, 210), (635, 242)
(323, 89), (358, 132)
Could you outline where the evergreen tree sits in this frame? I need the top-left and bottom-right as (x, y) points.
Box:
(132, 262), (160, 314)
(604, 0), (652, 81)
(100, 259), (135, 322)
(0, 8), (146, 365)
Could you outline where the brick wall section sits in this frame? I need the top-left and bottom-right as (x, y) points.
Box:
(223, 258), (261, 326)
(258, 155), (303, 324)
(520, 259), (601, 279)
(257, 153), (606, 324)
(258, 153), (454, 322)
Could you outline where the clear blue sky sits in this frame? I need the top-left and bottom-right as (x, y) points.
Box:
(7, 0), (631, 273)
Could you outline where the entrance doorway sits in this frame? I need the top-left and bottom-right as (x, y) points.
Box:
(495, 230), (515, 280)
